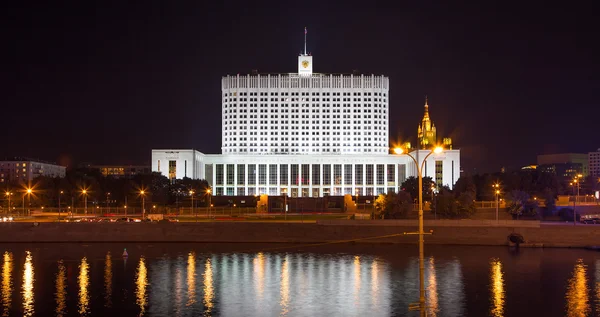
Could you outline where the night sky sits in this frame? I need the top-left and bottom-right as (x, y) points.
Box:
(1, 2), (597, 174)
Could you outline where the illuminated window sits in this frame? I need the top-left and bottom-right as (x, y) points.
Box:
(258, 164), (267, 185)
(215, 164), (224, 185)
(291, 164), (299, 185)
(226, 164), (234, 185)
(312, 164), (320, 185)
(280, 164), (288, 185)
(355, 165), (363, 185)
(168, 161), (176, 180)
(344, 164), (352, 185)
(269, 164), (277, 185)
(334, 165), (342, 185)
(435, 161), (443, 186)
(248, 164), (256, 185)
(301, 164), (309, 185)
(237, 164), (245, 185)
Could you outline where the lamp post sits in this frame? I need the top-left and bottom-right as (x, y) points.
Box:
(206, 188), (212, 219)
(25, 188), (32, 216)
(431, 185), (436, 220)
(493, 184), (500, 223)
(82, 189), (88, 215)
(140, 190), (146, 220)
(394, 145), (443, 316)
(571, 176), (582, 225)
(106, 192), (111, 215)
(190, 190), (195, 222)
(58, 190), (63, 222)
(4, 192), (12, 215)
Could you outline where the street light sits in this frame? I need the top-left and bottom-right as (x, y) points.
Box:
(493, 183), (500, 223)
(572, 176), (582, 225)
(140, 190), (146, 220)
(206, 188), (212, 219)
(4, 191), (12, 215)
(393, 145), (443, 315)
(190, 190), (195, 222)
(82, 189), (88, 215)
(58, 190), (63, 222)
(106, 192), (111, 214)
(23, 188), (33, 216)
(431, 185), (436, 219)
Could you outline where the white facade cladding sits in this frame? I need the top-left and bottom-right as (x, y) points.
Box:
(151, 45), (461, 196)
(221, 73), (389, 155)
(151, 150), (460, 197)
(151, 150), (204, 180)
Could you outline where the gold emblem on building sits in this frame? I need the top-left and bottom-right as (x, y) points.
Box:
(302, 60), (309, 68)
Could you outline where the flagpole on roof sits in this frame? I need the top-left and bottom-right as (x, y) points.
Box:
(304, 27), (307, 55)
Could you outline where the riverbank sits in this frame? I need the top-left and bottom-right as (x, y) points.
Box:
(1, 219), (600, 248)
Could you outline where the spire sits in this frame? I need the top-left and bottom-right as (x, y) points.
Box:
(423, 95), (429, 119)
(304, 27), (307, 55)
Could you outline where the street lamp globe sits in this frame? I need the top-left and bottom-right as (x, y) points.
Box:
(393, 148), (404, 154)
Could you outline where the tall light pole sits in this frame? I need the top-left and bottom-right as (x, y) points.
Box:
(26, 188), (32, 216)
(4, 192), (12, 215)
(58, 190), (63, 221)
(190, 190), (195, 222)
(394, 145), (443, 316)
(493, 183), (500, 223)
(571, 175), (582, 225)
(140, 190), (146, 220)
(206, 188), (212, 219)
(431, 185), (436, 220)
(82, 189), (88, 215)
(106, 192), (111, 214)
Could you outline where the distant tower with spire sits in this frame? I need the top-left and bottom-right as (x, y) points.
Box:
(417, 96), (452, 149)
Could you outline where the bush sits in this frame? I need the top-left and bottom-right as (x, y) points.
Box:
(557, 208), (581, 222)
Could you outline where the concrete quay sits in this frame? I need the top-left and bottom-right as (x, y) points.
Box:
(0, 220), (599, 248)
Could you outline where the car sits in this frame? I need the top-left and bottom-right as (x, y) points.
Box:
(0, 217), (14, 222)
(116, 217), (142, 222)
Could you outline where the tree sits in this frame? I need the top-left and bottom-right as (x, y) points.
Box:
(540, 187), (556, 216)
(505, 190), (538, 218)
(453, 176), (476, 198)
(432, 188), (475, 219)
(373, 191), (412, 219)
(401, 176), (435, 202)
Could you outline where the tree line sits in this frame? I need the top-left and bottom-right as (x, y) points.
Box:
(1, 168), (209, 209)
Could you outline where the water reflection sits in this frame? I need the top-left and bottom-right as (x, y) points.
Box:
(566, 259), (589, 317)
(187, 252), (196, 306)
(136, 256), (148, 316)
(55, 260), (67, 317)
(280, 256), (290, 316)
(427, 257), (439, 317)
(254, 252), (265, 299)
(1, 252), (12, 317)
(490, 258), (505, 317)
(353, 255), (361, 306)
(22, 251), (34, 317)
(595, 260), (600, 315)
(105, 252), (112, 308)
(203, 257), (214, 314)
(78, 257), (90, 315)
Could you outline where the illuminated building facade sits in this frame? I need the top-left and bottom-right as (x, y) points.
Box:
(90, 165), (151, 178)
(152, 39), (461, 196)
(537, 153), (588, 183)
(589, 149), (600, 177)
(0, 158), (66, 183)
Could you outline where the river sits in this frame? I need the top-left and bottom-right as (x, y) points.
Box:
(0, 242), (597, 316)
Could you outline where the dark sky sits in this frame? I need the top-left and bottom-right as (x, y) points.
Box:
(1, 1), (597, 173)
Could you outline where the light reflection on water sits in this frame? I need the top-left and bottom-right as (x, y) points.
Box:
(490, 258), (505, 317)
(4, 246), (600, 316)
(1, 252), (12, 317)
(55, 260), (67, 317)
(566, 259), (590, 317)
(22, 251), (34, 317)
(427, 257), (439, 317)
(136, 256), (148, 316)
(104, 252), (112, 308)
(78, 257), (90, 316)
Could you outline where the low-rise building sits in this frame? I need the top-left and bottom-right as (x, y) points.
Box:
(0, 158), (66, 183)
(537, 153), (588, 183)
(89, 165), (151, 178)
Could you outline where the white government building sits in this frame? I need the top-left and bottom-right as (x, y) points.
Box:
(152, 43), (460, 197)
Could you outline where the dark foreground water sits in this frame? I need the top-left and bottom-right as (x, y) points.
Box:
(0, 242), (598, 316)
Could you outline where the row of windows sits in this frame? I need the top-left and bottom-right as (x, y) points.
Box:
(223, 148), (388, 153)
(213, 186), (397, 197)
(225, 92), (387, 97)
(209, 163), (407, 186)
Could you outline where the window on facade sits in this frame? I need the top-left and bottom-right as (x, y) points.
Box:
(237, 164), (245, 185)
(366, 164), (374, 185)
(398, 164), (406, 185)
(323, 164), (331, 185)
(387, 164), (395, 186)
(269, 164), (278, 185)
(355, 165), (363, 185)
(301, 164), (310, 185)
(280, 164), (288, 185)
(435, 161), (443, 187)
(334, 164), (342, 185)
(291, 164), (299, 185)
(248, 164), (257, 185)
(205, 164), (213, 186)
(168, 161), (177, 180)
(344, 164), (352, 185)
(312, 164), (320, 185)
(215, 164), (224, 185)
(226, 164), (235, 185)
(157, 160), (161, 172)
(259, 164), (267, 185)
(376, 164), (384, 185)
